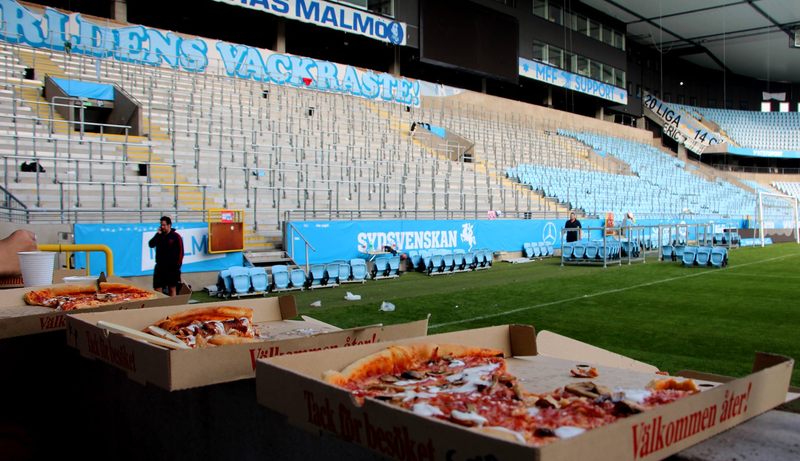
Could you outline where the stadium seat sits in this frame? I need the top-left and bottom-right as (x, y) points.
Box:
(308, 264), (328, 288)
(696, 247), (712, 266)
(290, 268), (307, 289)
(585, 243), (599, 260)
(350, 259), (368, 282)
(371, 256), (391, 279)
(546, 243), (554, 256)
(442, 252), (456, 272)
(464, 251), (477, 270)
(248, 267), (269, 293)
(337, 261), (351, 282)
(325, 263), (340, 284)
(523, 242), (534, 258)
(673, 245), (685, 261)
(453, 249), (467, 270)
(710, 247), (728, 268)
(218, 269), (233, 296)
(407, 250), (422, 270)
(271, 265), (291, 291)
(561, 244), (574, 260)
(682, 247), (697, 266)
(661, 245), (674, 261)
(387, 256), (401, 276)
(572, 244), (586, 260)
(229, 266), (252, 294)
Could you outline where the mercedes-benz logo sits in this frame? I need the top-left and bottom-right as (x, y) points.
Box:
(542, 222), (557, 245)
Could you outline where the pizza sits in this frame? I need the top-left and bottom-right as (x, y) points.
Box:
(146, 306), (259, 348)
(324, 344), (699, 446)
(24, 282), (157, 311)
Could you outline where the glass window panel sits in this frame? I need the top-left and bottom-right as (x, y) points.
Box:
(564, 52), (575, 72)
(603, 27), (614, 45)
(590, 60), (601, 80)
(532, 41), (546, 62)
(576, 56), (589, 76)
(589, 20), (601, 40)
(533, 0), (546, 18)
(548, 4), (562, 24)
(602, 65), (614, 84)
(615, 68), (624, 87)
(576, 15), (587, 35)
(613, 31), (623, 49)
(548, 46), (563, 68)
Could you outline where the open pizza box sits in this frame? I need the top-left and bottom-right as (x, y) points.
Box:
(0, 273), (190, 340)
(66, 295), (429, 391)
(255, 325), (794, 461)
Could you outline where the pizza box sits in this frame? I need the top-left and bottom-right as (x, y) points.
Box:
(0, 274), (190, 340)
(65, 296), (429, 391)
(255, 325), (794, 461)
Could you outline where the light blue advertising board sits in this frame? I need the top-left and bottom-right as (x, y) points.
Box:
(519, 57), (627, 105)
(74, 222), (242, 276)
(211, 0), (406, 46)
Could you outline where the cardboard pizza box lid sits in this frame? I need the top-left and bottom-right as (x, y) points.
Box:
(65, 296), (429, 391)
(255, 324), (793, 461)
(0, 275), (191, 339)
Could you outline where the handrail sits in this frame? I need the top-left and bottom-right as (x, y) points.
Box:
(38, 243), (114, 276)
(286, 222), (316, 273)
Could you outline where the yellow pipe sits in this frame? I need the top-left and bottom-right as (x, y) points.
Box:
(37, 244), (114, 276)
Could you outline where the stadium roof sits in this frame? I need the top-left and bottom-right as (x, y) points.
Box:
(582, 0), (800, 83)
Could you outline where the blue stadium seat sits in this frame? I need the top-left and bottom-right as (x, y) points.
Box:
(710, 247), (728, 268)
(673, 245), (685, 260)
(350, 259), (368, 282)
(248, 267), (269, 292)
(546, 243), (554, 256)
(371, 256), (391, 278)
(464, 251), (477, 269)
(585, 243), (599, 259)
(696, 247), (712, 266)
(407, 250), (422, 270)
(218, 269), (233, 295)
(661, 245), (674, 261)
(561, 244), (574, 260)
(453, 249), (467, 270)
(229, 266), (252, 294)
(325, 263), (340, 284)
(308, 264), (328, 287)
(523, 242), (534, 258)
(682, 247), (697, 266)
(290, 268), (307, 289)
(442, 252), (455, 272)
(387, 256), (401, 276)
(572, 244), (586, 260)
(337, 261), (351, 282)
(271, 265), (290, 291)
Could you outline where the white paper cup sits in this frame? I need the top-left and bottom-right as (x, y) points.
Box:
(18, 251), (56, 287)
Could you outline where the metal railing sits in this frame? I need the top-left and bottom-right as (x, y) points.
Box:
(286, 222), (316, 273)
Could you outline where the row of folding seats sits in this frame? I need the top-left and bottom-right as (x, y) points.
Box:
(562, 241), (622, 261)
(407, 249), (493, 275)
(217, 266), (269, 297)
(679, 246), (728, 268)
(523, 242), (554, 258)
(371, 255), (402, 279)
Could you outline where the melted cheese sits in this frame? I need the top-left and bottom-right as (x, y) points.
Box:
(451, 410), (488, 426)
(395, 390), (437, 402)
(616, 388), (651, 404)
(483, 426), (526, 444)
(554, 426), (585, 439)
(444, 362), (500, 394)
(526, 406), (540, 417)
(448, 359), (466, 368)
(412, 403), (444, 417)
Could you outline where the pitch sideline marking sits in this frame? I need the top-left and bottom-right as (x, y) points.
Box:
(429, 253), (799, 330)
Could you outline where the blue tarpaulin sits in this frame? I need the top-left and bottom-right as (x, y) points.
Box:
(51, 77), (114, 101)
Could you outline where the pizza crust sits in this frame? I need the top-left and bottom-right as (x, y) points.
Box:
(323, 343), (504, 385)
(152, 306), (254, 331)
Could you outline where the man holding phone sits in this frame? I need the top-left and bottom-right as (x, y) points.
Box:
(148, 216), (183, 296)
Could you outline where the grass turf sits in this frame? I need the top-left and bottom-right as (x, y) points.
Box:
(192, 243), (800, 386)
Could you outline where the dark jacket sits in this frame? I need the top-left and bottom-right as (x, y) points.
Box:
(148, 230), (184, 267)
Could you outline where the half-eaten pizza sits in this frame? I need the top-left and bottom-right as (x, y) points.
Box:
(324, 344), (699, 446)
(24, 282), (157, 311)
(146, 306), (259, 348)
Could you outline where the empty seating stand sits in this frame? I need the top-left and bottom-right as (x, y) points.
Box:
(561, 239), (622, 268)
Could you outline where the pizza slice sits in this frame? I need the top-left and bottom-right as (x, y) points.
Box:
(148, 306), (259, 348)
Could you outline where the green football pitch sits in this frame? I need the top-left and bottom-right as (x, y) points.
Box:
(194, 243), (800, 386)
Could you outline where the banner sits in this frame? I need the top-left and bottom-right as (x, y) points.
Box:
(642, 92), (725, 154)
(725, 146), (800, 159)
(286, 218), (609, 264)
(211, 0), (406, 46)
(518, 58), (627, 105)
(0, 0), (419, 106)
(74, 222), (242, 276)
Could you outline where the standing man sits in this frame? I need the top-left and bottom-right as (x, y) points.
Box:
(564, 212), (582, 243)
(149, 216), (183, 296)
